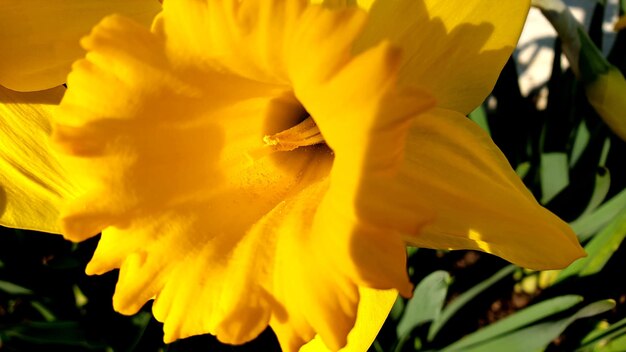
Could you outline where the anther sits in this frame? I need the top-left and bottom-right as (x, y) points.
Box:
(263, 116), (324, 152)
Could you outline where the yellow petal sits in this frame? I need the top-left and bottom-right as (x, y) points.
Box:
(0, 86), (75, 233)
(159, 0), (369, 86)
(0, 0), (160, 91)
(398, 108), (585, 270)
(85, 167), (330, 345)
(157, 0), (299, 84)
(300, 287), (397, 352)
(354, 0), (530, 113)
(261, 179), (360, 352)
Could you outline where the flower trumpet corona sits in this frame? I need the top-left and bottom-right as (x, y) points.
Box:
(0, 0), (585, 351)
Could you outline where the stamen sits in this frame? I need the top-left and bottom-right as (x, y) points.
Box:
(263, 116), (324, 152)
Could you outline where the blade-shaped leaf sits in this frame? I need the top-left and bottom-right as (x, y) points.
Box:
(2, 321), (106, 349)
(441, 295), (583, 351)
(428, 265), (516, 341)
(0, 280), (32, 295)
(578, 167), (611, 218)
(594, 333), (626, 352)
(446, 300), (614, 352)
(578, 322), (626, 352)
(469, 105), (490, 135)
(396, 270), (450, 338)
(540, 152), (570, 204)
(557, 209), (626, 282)
(570, 120), (590, 167)
(570, 182), (626, 241)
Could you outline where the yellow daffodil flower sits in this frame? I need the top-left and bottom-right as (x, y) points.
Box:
(0, 0), (585, 351)
(0, 86), (73, 231)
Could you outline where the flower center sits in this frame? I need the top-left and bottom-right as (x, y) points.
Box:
(263, 116), (324, 152)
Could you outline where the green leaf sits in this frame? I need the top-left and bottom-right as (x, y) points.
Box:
(373, 340), (384, 352)
(570, 188), (626, 241)
(428, 265), (516, 342)
(445, 300), (615, 352)
(0, 280), (33, 295)
(73, 285), (88, 308)
(469, 105), (490, 135)
(440, 295), (583, 351)
(390, 296), (405, 321)
(570, 120), (590, 167)
(407, 246), (419, 257)
(557, 209), (626, 282)
(578, 167), (611, 219)
(579, 27), (611, 83)
(540, 152), (570, 204)
(127, 312), (153, 352)
(577, 317), (626, 351)
(396, 271), (450, 338)
(516, 161), (531, 179)
(599, 138), (611, 167)
(2, 321), (107, 349)
(597, 333), (626, 351)
(30, 301), (56, 322)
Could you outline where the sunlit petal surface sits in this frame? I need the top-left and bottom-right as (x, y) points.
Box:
(354, 0), (530, 113)
(396, 108), (586, 270)
(300, 288), (398, 352)
(0, 0), (161, 91)
(0, 86), (75, 233)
